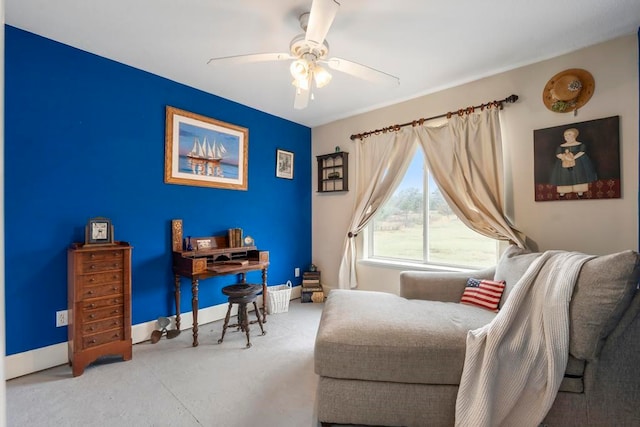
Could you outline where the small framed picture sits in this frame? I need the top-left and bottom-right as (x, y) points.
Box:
(276, 149), (294, 179)
(85, 217), (114, 245)
(196, 239), (212, 250)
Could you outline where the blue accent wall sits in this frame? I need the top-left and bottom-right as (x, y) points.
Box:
(4, 26), (312, 355)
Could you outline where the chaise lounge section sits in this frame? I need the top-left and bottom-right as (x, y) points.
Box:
(314, 247), (640, 426)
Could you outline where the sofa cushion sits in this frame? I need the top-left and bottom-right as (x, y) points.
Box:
(460, 278), (505, 312)
(314, 289), (496, 385)
(495, 246), (640, 361)
(494, 245), (541, 308)
(569, 250), (640, 360)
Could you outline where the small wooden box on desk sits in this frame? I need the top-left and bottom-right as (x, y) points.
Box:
(67, 241), (132, 377)
(301, 270), (324, 303)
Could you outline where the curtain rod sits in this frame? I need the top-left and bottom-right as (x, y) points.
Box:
(349, 94), (519, 141)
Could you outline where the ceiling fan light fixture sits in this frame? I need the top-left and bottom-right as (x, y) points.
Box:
(207, 0), (400, 111)
(290, 59), (310, 80)
(292, 76), (310, 92)
(313, 65), (332, 88)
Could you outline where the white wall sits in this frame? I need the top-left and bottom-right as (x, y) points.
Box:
(312, 34), (639, 294)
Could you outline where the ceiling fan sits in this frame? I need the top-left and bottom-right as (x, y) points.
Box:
(207, 0), (400, 110)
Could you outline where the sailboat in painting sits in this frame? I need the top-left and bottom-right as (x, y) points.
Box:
(187, 137), (226, 177)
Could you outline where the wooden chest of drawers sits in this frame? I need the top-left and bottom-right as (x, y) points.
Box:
(67, 242), (132, 376)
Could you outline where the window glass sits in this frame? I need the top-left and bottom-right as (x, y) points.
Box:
(370, 150), (497, 268)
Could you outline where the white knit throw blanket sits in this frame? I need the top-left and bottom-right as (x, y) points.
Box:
(455, 250), (594, 427)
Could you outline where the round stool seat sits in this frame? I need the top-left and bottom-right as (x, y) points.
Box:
(228, 294), (257, 305)
(221, 284), (262, 298)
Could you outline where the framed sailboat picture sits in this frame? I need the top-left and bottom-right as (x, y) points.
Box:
(164, 106), (249, 190)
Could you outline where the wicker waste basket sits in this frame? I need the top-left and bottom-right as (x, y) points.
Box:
(267, 280), (292, 314)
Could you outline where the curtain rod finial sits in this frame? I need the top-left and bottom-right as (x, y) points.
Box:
(506, 94), (519, 103)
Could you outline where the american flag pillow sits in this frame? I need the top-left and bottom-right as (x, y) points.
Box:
(460, 278), (506, 312)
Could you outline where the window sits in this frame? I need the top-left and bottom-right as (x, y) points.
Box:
(368, 150), (498, 269)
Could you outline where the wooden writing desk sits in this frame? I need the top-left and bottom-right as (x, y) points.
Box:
(171, 220), (269, 347)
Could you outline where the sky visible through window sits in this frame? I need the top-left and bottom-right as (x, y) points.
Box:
(396, 150), (436, 194)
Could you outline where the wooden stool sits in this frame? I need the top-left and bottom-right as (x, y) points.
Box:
(218, 284), (266, 348)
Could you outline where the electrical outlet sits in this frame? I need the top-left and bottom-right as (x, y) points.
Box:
(295, 267), (300, 277)
(56, 310), (68, 327)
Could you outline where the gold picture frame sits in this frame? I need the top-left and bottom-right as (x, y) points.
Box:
(164, 106), (249, 190)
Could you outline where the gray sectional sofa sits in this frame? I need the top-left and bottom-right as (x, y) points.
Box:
(314, 247), (640, 426)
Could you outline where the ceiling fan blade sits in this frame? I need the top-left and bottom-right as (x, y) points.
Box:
(207, 53), (293, 66)
(325, 57), (400, 86)
(305, 0), (340, 47)
(294, 87), (310, 110)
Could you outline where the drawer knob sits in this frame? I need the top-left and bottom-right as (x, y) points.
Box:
(112, 310), (119, 314)
(88, 326), (94, 332)
(89, 339), (96, 344)
(89, 278), (95, 282)
(89, 314), (96, 319)
(87, 290), (94, 295)
(90, 254), (96, 259)
(112, 287), (117, 291)
(88, 303), (96, 308)
(90, 265), (96, 269)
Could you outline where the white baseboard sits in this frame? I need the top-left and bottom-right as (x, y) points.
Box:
(5, 286), (301, 380)
(5, 342), (69, 380)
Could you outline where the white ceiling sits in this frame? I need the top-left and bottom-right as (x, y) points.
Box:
(6, 1), (640, 128)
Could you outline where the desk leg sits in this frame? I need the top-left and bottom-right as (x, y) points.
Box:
(174, 274), (181, 331)
(262, 267), (268, 323)
(191, 278), (199, 347)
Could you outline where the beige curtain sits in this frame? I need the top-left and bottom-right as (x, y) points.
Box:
(414, 108), (526, 247)
(337, 128), (417, 289)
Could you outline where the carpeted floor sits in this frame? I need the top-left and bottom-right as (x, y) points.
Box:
(7, 300), (325, 427)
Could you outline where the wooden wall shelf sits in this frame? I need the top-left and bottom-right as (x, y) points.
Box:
(317, 151), (348, 193)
